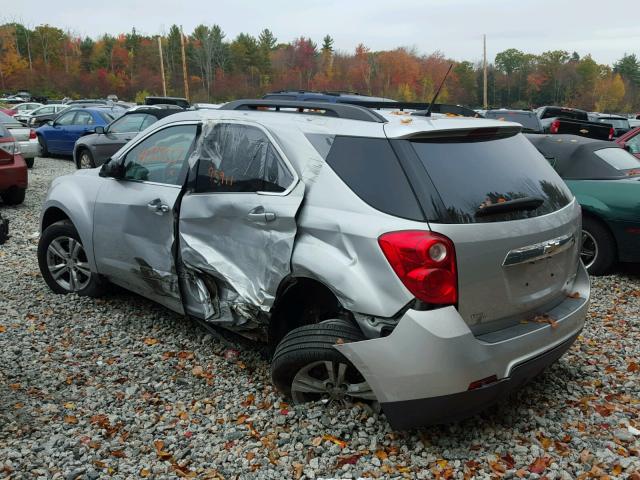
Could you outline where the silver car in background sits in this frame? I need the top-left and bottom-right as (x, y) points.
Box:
(0, 111), (40, 169)
(37, 100), (589, 429)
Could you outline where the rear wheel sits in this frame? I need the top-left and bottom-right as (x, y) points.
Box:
(37, 220), (107, 297)
(78, 149), (95, 169)
(1, 187), (26, 205)
(271, 320), (375, 406)
(38, 135), (49, 157)
(581, 216), (615, 275)
(25, 158), (34, 169)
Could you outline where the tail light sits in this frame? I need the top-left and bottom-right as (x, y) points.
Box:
(550, 119), (560, 134)
(378, 230), (457, 305)
(608, 127), (614, 141)
(29, 129), (36, 139)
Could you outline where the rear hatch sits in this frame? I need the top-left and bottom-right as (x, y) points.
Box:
(391, 127), (581, 333)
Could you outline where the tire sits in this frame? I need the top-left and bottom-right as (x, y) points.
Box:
(1, 187), (26, 205)
(271, 320), (374, 405)
(581, 216), (616, 276)
(37, 220), (107, 297)
(38, 135), (49, 157)
(77, 148), (95, 169)
(25, 158), (34, 169)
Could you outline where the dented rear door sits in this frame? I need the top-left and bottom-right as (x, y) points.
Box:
(178, 120), (304, 323)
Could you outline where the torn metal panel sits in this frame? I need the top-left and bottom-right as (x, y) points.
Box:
(178, 118), (305, 325)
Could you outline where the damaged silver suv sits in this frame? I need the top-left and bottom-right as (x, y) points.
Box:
(38, 100), (590, 429)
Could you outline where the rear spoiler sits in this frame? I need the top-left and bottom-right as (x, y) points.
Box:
(396, 125), (522, 141)
(341, 101), (482, 118)
(145, 96), (190, 109)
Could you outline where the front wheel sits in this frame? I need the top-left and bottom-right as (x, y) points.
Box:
(37, 220), (107, 297)
(78, 149), (95, 169)
(25, 158), (34, 169)
(1, 187), (26, 205)
(271, 320), (375, 406)
(581, 216), (615, 275)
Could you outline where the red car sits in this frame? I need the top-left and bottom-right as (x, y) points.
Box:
(0, 123), (27, 205)
(616, 127), (640, 159)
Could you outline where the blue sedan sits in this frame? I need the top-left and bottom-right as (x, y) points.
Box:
(36, 107), (122, 157)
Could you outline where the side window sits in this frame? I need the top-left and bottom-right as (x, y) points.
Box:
(109, 114), (146, 133)
(627, 134), (640, 155)
(195, 123), (294, 193)
(74, 111), (94, 125)
(140, 114), (157, 131)
(122, 125), (198, 185)
(40, 107), (53, 114)
(55, 112), (76, 126)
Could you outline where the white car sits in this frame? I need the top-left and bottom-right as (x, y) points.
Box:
(15, 104), (65, 126)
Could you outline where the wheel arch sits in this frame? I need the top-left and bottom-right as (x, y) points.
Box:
(581, 209), (619, 261)
(268, 275), (354, 349)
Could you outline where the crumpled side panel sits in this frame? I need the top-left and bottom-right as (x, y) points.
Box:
(178, 119), (306, 324)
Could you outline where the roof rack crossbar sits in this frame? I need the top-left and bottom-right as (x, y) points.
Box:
(220, 99), (387, 123)
(340, 101), (481, 118)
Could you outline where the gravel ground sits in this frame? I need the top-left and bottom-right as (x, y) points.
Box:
(0, 157), (639, 480)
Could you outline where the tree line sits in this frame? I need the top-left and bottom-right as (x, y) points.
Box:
(0, 22), (639, 112)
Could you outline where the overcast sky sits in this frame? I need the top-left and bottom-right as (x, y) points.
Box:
(5, 0), (640, 65)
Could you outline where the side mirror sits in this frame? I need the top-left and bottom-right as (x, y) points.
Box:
(99, 158), (125, 178)
(46, 120), (54, 126)
(94, 126), (105, 134)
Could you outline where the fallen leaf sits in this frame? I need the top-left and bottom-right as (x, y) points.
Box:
(191, 366), (204, 376)
(64, 402), (76, 409)
(111, 449), (126, 458)
(237, 414), (249, 424)
(567, 292), (581, 299)
(241, 393), (255, 407)
(489, 460), (506, 475)
(140, 468), (151, 477)
(529, 457), (549, 474)
(0, 326), (6, 333)
(375, 450), (388, 461)
(501, 453), (516, 469)
(144, 337), (159, 346)
(311, 436), (323, 447)
(628, 362), (639, 373)
(9, 383), (20, 390)
(292, 462), (303, 479)
(612, 464), (623, 476)
(322, 434), (347, 448)
(64, 415), (78, 424)
(336, 454), (361, 468)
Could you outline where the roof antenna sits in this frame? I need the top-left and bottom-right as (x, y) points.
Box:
(425, 64), (454, 117)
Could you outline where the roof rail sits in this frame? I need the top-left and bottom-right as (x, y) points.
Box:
(341, 101), (481, 118)
(220, 99), (387, 123)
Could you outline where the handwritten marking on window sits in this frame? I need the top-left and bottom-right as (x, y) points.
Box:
(208, 165), (234, 187)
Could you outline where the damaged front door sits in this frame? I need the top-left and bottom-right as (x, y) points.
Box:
(179, 121), (304, 326)
(93, 123), (199, 313)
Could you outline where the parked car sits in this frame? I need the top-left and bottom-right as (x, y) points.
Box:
(0, 111), (40, 168)
(19, 104), (66, 127)
(536, 106), (613, 140)
(630, 119), (640, 128)
(28, 103), (71, 128)
(616, 127), (640, 159)
(9, 102), (43, 118)
(484, 109), (543, 133)
(527, 134), (640, 275)
(74, 108), (181, 169)
(589, 113), (631, 138)
(38, 99), (589, 429)
(0, 123), (27, 205)
(36, 107), (121, 157)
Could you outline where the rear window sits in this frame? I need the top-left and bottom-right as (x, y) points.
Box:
(540, 108), (587, 121)
(596, 118), (630, 129)
(484, 111), (541, 132)
(594, 148), (640, 174)
(410, 133), (573, 223)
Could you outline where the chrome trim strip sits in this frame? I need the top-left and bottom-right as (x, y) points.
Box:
(502, 232), (575, 266)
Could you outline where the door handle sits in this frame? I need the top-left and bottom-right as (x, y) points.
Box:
(247, 207), (276, 223)
(147, 199), (170, 215)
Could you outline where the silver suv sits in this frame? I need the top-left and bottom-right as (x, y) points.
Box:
(38, 100), (590, 429)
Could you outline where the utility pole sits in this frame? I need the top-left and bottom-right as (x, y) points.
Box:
(180, 27), (190, 101)
(157, 36), (167, 97)
(483, 34), (488, 109)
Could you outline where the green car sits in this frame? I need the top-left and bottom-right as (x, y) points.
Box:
(526, 134), (640, 275)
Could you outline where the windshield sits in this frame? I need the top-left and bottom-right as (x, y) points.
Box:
(485, 111), (541, 131)
(410, 133), (573, 223)
(594, 148), (640, 174)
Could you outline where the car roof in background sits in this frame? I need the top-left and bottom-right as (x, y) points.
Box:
(123, 108), (180, 119)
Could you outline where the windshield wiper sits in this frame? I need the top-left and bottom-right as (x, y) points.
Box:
(476, 196), (544, 217)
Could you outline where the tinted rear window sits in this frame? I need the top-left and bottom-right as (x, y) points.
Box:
(410, 133), (573, 223)
(485, 111), (541, 131)
(324, 136), (424, 221)
(540, 108), (587, 121)
(596, 118), (630, 129)
(594, 148), (640, 173)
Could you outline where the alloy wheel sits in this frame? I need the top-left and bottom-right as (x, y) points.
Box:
(291, 360), (375, 405)
(46, 236), (91, 292)
(80, 152), (93, 168)
(580, 229), (598, 269)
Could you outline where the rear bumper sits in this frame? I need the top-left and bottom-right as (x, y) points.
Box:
(335, 262), (589, 429)
(19, 139), (41, 159)
(0, 155), (28, 190)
